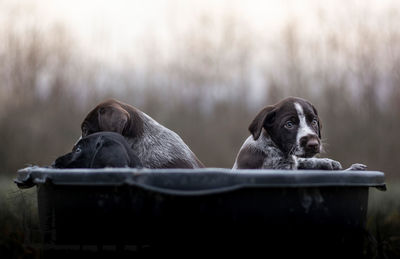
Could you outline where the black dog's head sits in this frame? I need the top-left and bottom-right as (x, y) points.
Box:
(53, 132), (142, 169)
(249, 97), (322, 158)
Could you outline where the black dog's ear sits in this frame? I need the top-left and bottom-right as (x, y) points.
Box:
(248, 105), (276, 140)
(310, 104), (322, 138)
(91, 138), (133, 168)
(95, 136), (103, 150)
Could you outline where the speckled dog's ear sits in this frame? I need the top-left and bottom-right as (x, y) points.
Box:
(248, 105), (276, 140)
(310, 103), (322, 138)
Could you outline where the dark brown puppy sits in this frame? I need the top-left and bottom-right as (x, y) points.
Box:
(81, 99), (204, 169)
(233, 97), (366, 170)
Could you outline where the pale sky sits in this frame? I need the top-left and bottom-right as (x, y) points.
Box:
(32, 0), (295, 64)
(1, 0), (398, 67)
(1, 1), (395, 58)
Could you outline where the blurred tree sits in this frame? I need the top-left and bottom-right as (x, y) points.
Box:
(0, 2), (399, 180)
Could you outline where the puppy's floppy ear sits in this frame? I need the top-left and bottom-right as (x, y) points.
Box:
(248, 105), (276, 140)
(98, 105), (130, 134)
(310, 104), (322, 138)
(91, 136), (131, 168)
(317, 117), (322, 139)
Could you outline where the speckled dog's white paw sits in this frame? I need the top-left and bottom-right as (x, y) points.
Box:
(346, 163), (367, 171)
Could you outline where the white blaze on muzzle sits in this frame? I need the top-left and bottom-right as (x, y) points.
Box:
(294, 103), (316, 149)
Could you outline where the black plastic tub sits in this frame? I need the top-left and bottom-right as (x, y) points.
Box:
(15, 167), (386, 257)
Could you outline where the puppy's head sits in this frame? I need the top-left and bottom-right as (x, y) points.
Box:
(81, 99), (143, 138)
(249, 97), (322, 158)
(53, 132), (142, 168)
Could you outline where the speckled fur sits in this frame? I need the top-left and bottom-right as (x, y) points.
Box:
(233, 131), (297, 169)
(128, 112), (200, 169)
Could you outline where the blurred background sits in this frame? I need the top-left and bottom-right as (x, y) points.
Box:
(0, 0), (400, 176)
(0, 0), (399, 257)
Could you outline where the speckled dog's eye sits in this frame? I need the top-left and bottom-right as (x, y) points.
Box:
(285, 121), (294, 129)
(311, 119), (318, 126)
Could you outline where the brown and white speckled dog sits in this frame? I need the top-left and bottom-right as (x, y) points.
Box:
(233, 97), (366, 171)
(80, 99), (204, 169)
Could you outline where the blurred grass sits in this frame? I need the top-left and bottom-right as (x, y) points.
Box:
(366, 181), (400, 258)
(0, 177), (40, 258)
(0, 176), (399, 258)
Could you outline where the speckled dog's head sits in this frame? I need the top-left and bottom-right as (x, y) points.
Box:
(249, 97), (322, 158)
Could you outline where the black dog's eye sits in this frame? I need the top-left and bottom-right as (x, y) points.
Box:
(75, 147), (82, 153)
(311, 119), (318, 126)
(284, 121), (294, 129)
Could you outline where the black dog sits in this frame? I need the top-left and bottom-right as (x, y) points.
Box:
(53, 132), (142, 169)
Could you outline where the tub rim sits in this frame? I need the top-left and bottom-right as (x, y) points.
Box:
(14, 167), (386, 195)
